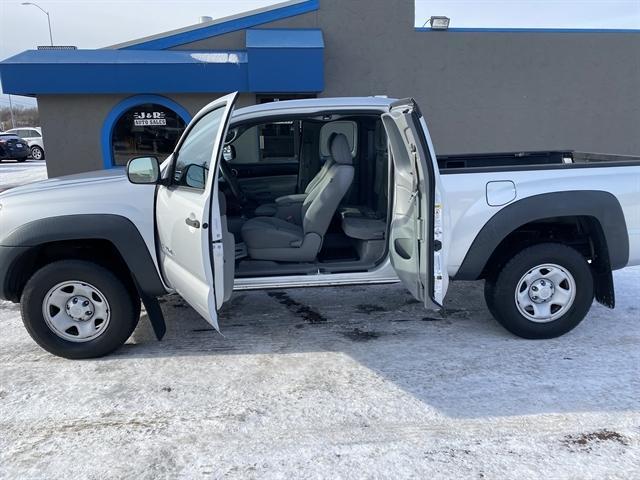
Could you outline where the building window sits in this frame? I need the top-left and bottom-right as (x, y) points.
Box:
(111, 103), (187, 166)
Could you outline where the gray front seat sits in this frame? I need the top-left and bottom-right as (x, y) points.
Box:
(253, 151), (335, 218)
(241, 133), (354, 262)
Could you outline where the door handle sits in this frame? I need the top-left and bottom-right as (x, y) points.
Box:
(185, 218), (200, 229)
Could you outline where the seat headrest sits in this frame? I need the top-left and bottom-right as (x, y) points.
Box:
(330, 133), (353, 165)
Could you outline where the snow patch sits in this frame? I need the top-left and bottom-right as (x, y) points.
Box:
(190, 52), (245, 64)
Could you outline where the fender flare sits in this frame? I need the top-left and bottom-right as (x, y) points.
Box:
(453, 190), (629, 281)
(1, 214), (167, 339)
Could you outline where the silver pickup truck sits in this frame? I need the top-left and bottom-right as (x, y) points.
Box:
(1, 94), (638, 359)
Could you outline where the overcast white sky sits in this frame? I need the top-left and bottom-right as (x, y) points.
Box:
(1, 0), (639, 108)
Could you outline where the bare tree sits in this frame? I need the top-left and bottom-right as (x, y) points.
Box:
(0, 106), (40, 131)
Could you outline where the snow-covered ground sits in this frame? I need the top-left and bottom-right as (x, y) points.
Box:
(0, 162), (638, 478)
(0, 160), (47, 192)
(1, 268), (638, 479)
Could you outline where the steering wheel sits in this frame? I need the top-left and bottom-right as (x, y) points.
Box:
(219, 160), (248, 204)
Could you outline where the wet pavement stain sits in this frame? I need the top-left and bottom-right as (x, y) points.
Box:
(219, 294), (249, 321)
(342, 328), (381, 342)
(356, 304), (387, 315)
(267, 291), (327, 324)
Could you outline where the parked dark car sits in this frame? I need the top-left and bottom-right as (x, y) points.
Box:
(0, 133), (30, 162)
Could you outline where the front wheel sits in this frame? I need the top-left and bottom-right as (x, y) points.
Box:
(21, 260), (140, 359)
(486, 243), (594, 339)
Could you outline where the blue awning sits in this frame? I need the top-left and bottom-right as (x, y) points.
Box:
(0, 29), (324, 95)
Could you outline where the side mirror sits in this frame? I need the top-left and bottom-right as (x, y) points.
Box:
(182, 163), (208, 189)
(222, 145), (236, 162)
(127, 156), (160, 184)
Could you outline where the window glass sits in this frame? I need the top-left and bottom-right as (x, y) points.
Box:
(172, 107), (225, 190)
(111, 103), (187, 166)
(228, 121), (299, 165)
(30, 130), (41, 138)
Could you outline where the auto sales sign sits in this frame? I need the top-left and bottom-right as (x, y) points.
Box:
(133, 111), (167, 126)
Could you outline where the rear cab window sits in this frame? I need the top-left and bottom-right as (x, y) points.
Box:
(228, 121), (300, 165)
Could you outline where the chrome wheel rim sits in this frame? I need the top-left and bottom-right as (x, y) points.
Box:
(31, 147), (42, 160)
(515, 263), (576, 323)
(42, 281), (111, 342)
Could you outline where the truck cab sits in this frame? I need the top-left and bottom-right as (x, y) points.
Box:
(137, 93), (448, 331)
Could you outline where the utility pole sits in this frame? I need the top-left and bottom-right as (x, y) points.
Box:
(8, 95), (16, 129)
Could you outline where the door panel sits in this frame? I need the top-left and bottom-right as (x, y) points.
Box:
(237, 174), (298, 203)
(231, 162), (299, 179)
(156, 188), (214, 316)
(230, 161), (298, 204)
(230, 162), (299, 203)
(155, 92), (238, 329)
(226, 120), (301, 203)
(382, 99), (449, 308)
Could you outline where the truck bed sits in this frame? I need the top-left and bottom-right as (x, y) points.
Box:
(438, 150), (640, 172)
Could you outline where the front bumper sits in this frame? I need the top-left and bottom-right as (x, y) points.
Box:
(0, 148), (29, 160)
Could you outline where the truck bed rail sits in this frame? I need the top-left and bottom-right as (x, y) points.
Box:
(438, 150), (640, 172)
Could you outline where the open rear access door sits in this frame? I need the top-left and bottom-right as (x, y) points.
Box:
(381, 99), (449, 308)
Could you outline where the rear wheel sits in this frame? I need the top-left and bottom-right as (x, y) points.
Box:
(30, 145), (44, 160)
(21, 260), (140, 359)
(486, 243), (594, 339)
(16, 157), (27, 163)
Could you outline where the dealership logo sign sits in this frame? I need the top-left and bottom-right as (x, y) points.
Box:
(134, 111), (167, 126)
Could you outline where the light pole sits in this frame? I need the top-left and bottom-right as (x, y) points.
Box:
(21, 2), (53, 46)
(8, 95), (16, 129)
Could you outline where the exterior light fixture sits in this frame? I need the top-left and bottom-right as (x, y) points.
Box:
(423, 16), (451, 31)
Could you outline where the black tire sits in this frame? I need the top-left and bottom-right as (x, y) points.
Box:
(16, 157), (27, 163)
(30, 145), (44, 160)
(483, 277), (499, 319)
(487, 243), (594, 339)
(21, 260), (140, 359)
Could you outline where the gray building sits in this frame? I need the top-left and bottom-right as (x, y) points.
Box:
(1, 0), (638, 177)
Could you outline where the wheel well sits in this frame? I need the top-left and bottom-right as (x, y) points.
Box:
(5, 239), (138, 302)
(481, 216), (606, 278)
(481, 215), (615, 307)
